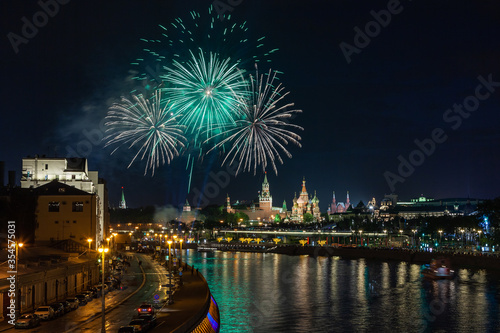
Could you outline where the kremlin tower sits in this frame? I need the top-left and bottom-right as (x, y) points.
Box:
(119, 187), (127, 209)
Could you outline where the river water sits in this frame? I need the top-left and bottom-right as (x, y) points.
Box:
(184, 250), (500, 333)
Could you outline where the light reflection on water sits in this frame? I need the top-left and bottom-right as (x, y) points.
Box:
(185, 250), (500, 333)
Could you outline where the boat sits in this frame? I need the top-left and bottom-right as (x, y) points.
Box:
(422, 257), (455, 280)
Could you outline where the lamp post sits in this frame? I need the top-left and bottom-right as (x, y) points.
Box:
(15, 242), (23, 317)
(167, 240), (173, 305)
(173, 235), (178, 261)
(87, 238), (93, 250)
(438, 230), (443, 248)
(383, 230), (388, 247)
(412, 229), (417, 248)
(460, 229), (465, 248)
(359, 230), (363, 247)
(98, 247), (109, 333)
(478, 230), (482, 248)
(179, 239), (183, 268)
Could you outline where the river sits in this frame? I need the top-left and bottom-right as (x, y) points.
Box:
(184, 249), (500, 333)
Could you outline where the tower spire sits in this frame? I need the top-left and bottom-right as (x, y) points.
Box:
(119, 187), (127, 209)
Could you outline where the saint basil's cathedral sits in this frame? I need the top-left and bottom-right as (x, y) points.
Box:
(227, 174), (351, 223)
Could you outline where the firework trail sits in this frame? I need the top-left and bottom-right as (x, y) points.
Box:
(104, 91), (186, 175)
(207, 67), (303, 175)
(161, 48), (249, 143)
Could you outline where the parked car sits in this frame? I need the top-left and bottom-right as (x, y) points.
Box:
(49, 303), (64, 318)
(74, 294), (88, 306)
(118, 326), (137, 333)
(128, 318), (149, 332)
(65, 298), (79, 310)
(88, 286), (101, 298)
(14, 313), (40, 328)
(34, 306), (54, 320)
(96, 284), (109, 295)
(81, 291), (94, 302)
(60, 301), (72, 313)
(104, 281), (114, 291)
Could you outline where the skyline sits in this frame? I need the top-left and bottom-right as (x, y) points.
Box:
(2, 0), (500, 209)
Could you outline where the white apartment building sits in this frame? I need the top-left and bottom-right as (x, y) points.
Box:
(21, 156), (107, 245)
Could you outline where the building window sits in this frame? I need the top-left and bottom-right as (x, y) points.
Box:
(72, 201), (84, 212)
(48, 201), (60, 212)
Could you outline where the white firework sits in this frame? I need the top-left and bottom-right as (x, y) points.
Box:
(104, 90), (185, 175)
(209, 67), (303, 175)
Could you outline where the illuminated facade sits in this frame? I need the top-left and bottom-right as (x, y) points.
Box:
(328, 191), (351, 214)
(21, 156), (108, 245)
(34, 181), (98, 245)
(290, 178), (320, 222)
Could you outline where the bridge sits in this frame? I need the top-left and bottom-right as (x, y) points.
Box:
(218, 229), (403, 238)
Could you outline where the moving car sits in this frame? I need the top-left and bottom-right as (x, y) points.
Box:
(14, 313), (40, 329)
(137, 304), (154, 316)
(34, 306), (54, 320)
(137, 314), (156, 328)
(128, 318), (149, 332)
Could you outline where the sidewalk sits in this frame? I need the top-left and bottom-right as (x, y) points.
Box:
(0, 252), (145, 332)
(152, 264), (211, 332)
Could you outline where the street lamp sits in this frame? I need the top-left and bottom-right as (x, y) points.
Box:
(87, 238), (93, 250)
(179, 239), (183, 268)
(460, 229), (465, 248)
(359, 230), (363, 247)
(15, 242), (23, 317)
(167, 240), (173, 305)
(412, 229), (417, 248)
(98, 247), (109, 333)
(173, 235), (178, 258)
(478, 230), (482, 247)
(438, 230), (443, 247)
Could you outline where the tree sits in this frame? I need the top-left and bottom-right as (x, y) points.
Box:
(303, 213), (313, 223)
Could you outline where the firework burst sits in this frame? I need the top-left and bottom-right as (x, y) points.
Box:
(161, 48), (249, 142)
(104, 91), (186, 175)
(208, 67), (303, 175)
(129, 5), (278, 93)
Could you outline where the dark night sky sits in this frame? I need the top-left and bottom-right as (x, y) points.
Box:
(2, 0), (500, 210)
